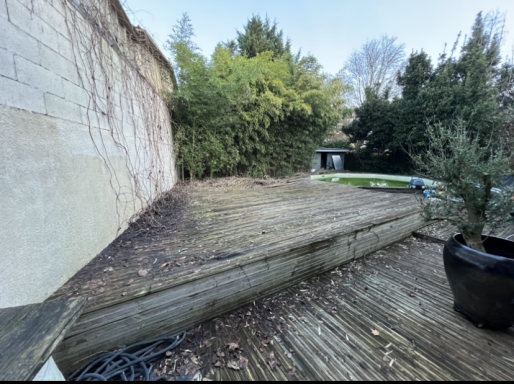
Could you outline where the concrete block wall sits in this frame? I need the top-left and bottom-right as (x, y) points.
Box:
(0, 0), (176, 308)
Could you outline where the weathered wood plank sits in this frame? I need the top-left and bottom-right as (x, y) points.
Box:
(412, 231), (448, 244)
(0, 299), (86, 381)
(414, 220), (514, 244)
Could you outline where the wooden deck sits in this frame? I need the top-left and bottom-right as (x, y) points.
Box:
(414, 220), (514, 244)
(0, 299), (86, 381)
(168, 235), (514, 381)
(48, 178), (425, 374)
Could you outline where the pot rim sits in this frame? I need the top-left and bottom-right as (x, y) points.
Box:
(451, 233), (514, 262)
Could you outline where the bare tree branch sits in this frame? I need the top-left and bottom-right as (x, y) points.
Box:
(339, 35), (406, 107)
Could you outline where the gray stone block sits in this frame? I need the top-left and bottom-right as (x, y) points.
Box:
(0, 47), (16, 79)
(0, 0), (8, 20)
(0, 17), (41, 65)
(15, 55), (63, 97)
(44, 93), (83, 123)
(0, 75), (46, 113)
(80, 105), (109, 130)
(6, 0), (59, 44)
(62, 78), (91, 108)
(39, 42), (79, 85)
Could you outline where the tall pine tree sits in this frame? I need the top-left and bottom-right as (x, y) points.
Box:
(343, 12), (511, 174)
(234, 15), (291, 59)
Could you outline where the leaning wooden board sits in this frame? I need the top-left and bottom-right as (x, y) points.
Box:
(0, 299), (86, 381)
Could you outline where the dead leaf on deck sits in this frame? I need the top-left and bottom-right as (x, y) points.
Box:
(227, 360), (240, 371)
(226, 342), (239, 352)
(371, 329), (380, 336)
(239, 357), (249, 370)
(138, 269), (148, 277)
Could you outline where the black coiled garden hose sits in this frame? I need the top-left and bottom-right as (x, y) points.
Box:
(68, 331), (187, 381)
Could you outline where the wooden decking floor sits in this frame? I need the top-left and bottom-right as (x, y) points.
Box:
(49, 177), (425, 373)
(170, 236), (514, 381)
(415, 220), (514, 244)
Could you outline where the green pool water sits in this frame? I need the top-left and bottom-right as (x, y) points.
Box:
(316, 177), (409, 188)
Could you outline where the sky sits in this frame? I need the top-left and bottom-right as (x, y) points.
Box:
(123, 0), (514, 75)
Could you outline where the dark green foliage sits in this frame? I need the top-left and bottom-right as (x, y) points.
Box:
(343, 87), (413, 174)
(322, 140), (351, 149)
(165, 13), (199, 82)
(413, 122), (514, 251)
(169, 27), (347, 179)
(498, 63), (514, 111)
(235, 15), (291, 59)
(345, 151), (412, 175)
(348, 88), (398, 153)
(421, 13), (502, 140)
(343, 13), (513, 175)
(497, 63), (514, 162)
(393, 51), (433, 154)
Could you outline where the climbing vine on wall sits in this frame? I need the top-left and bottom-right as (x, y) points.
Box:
(59, 0), (176, 232)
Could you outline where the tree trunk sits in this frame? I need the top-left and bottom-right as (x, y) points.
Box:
(462, 207), (486, 253)
(462, 232), (486, 253)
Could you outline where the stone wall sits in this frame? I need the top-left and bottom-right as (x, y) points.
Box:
(0, 0), (176, 308)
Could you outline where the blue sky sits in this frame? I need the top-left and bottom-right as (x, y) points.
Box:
(123, 0), (514, 75)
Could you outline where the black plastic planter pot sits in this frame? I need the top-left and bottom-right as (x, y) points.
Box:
(443, 234), (514, 328)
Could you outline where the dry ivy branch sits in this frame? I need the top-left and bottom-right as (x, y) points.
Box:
(61, 0), (177, 233)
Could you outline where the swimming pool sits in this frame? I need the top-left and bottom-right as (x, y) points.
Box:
(312, 173), (435, 188)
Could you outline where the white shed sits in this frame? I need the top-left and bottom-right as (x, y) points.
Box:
(311, 148), (350, 172)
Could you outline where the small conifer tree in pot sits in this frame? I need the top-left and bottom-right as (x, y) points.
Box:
(413, 122), (514, 327)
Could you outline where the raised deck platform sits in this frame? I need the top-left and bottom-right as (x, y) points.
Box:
(49, 178), (425, 374)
